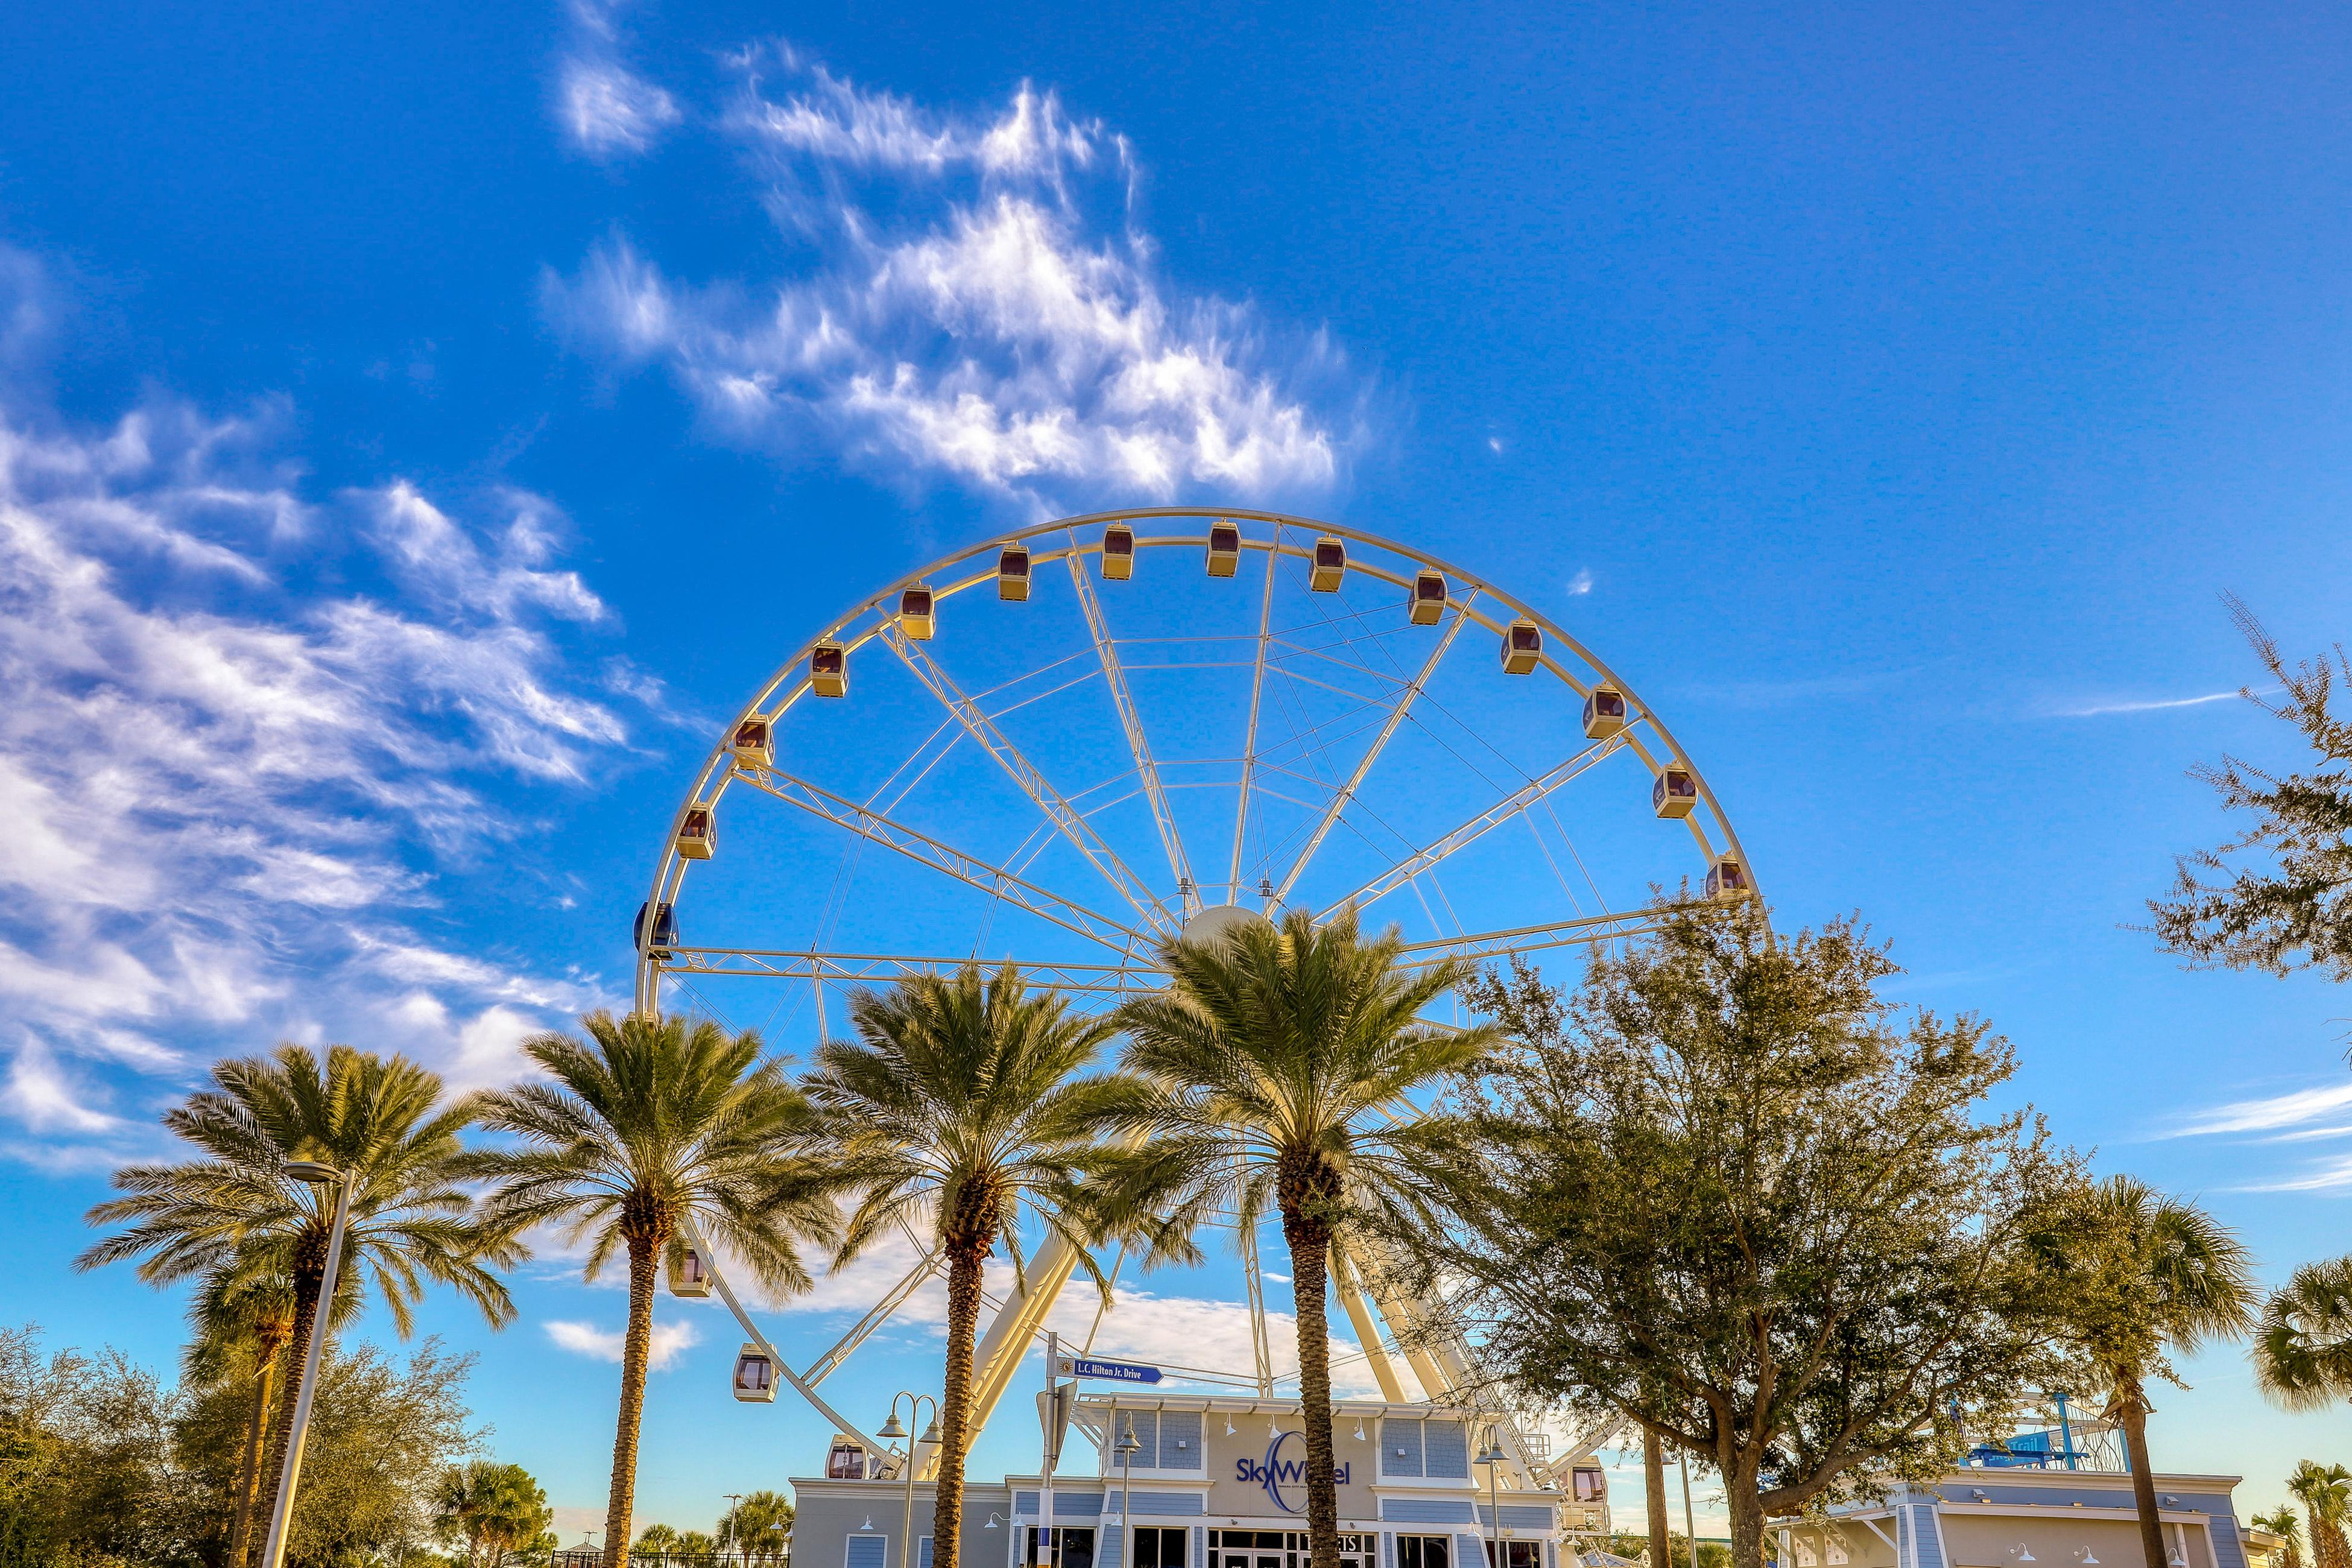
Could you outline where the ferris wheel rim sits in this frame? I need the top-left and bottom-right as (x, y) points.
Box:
(633, 506), (1758, 1010)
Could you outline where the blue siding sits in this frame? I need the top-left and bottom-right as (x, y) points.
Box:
(1193, 1526), (1206, 1568)
(1110, 1410), (1161, 1470)
(1425, 1422), (1470, 1481)
(1128, 1495), (1205, 1517)
(1476, 1506), (1557, 1532)
(1906, 1506), (1943, 1568)
(1384, 1420), (1426, 1479)
(1456, 1534), (1487, 1568)
(849, 1537), (888, 1568)
(1103, 1526), (1123, 1568)
(1383, 1500), (1478, 1525)
(1162, 1413), (1206, 1472)
(1015, 1493), (1105, 1517)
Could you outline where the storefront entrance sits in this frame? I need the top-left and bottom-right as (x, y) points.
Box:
(1207, 1530), (1374, 1568)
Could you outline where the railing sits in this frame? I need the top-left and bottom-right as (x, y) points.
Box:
(553, 1553), (790, 1568)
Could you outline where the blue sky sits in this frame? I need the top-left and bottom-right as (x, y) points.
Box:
(6, 0), (2352, 1540)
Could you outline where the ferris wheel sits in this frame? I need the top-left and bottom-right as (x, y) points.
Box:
(631, 509), (1753, 1498)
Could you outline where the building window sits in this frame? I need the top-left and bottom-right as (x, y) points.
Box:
(1136, 1529), (1191, 1568)
(1397, 1538), (1451, 1568)
(1025, 1529), (1096, 1568)
(1484, 1544), (1540, 1568)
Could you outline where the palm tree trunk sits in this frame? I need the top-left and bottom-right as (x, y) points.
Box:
(2116, 1385), (2167, 1568)
(253, 1245), (328, 1545)
(1643, 1426), (1672, 1568)
(229, 1350), (280, 1568)
(606, 1234), (659, 1568)
(1280, 1210), (1341, 1568)
(937, 1241), (985, 1568)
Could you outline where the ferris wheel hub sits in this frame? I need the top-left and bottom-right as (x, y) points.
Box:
(1181, 902), (1273, 948)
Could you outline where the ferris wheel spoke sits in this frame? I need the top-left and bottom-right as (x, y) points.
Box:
(659, 944), (1164, 996)
(1226, 525), (1282, 906)
(1064, 551), (1197, 912)
(1268, 589), (1479, 908)
(801, 1242), (944, 1385)
(1317, 735), (1630, 919)
(732, 764), (1149, 958)
(878, 624), (1176, 938)
(1393, 906), (1693, 966)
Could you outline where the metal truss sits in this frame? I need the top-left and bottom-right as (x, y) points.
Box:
(660, 946), (1163, 996)
(731, 764), (1149, 959)
(879, 624), (1177, 938)
(1067, 550), (1199, 914)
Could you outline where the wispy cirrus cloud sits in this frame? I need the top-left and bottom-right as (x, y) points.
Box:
(2050, 689), (2250, 718)
(0, 247), (645, 1165)
(558, 58), (681, 159)
(2157, 1078), (2352, 1192)
(545, 45), (1353, 509)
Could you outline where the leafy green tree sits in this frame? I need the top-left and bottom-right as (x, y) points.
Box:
(2252, 1507), (2305, 1568)
(2256, 1256), (2352, 1411)
(2030, 1177), (2257, 1568)
(466, 1013), (833, 1568)
(718, 1490), (794, 1565)
(637, 1523), (684, 1555)
(2292, 1465), (2352, 1568)
(1089, 907), (1495, 1568)
(805, 964), (1130, 1568)
(77, 1045), (517, 1537)
(436, 1460), (557, 1567)
(1414, 909), (2074, 1568)
(2149, 598), (2352, 979)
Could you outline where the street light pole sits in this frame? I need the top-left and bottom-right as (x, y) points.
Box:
(258, 1160), (355, 1568)
(728, 1496), (747, 1566)
(879, 1392), (941, 1568)
(1115, 1418), (1142, 1568)
(1477, 1430), (1510, 1568)
(1677, 1447), (1696, 1568)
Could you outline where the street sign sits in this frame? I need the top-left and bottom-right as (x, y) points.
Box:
(1057, 1355), (1164, 1384)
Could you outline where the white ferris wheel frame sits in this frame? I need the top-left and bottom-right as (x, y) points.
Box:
(629, 508), (1758, 1492)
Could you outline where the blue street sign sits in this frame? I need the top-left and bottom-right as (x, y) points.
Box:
(1059, 1355), (1163, 1384)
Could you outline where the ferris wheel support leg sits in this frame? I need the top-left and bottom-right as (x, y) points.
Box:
(1341, 1240), (1451, 1402)
(1330, 1245), (1409, 1404)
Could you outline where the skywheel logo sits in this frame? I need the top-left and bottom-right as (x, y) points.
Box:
(1236, 1430), (1349, 1513)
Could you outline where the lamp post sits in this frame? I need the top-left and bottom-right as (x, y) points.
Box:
(1477, 1430), (1511, 1568)
(1115, 1418), (1143, 1567)
(1677, 1445), (1696, 1568)
(258, 1159), (355, 1568)
(727, 1496), (746, 1566)
(879, 1393), (941, 1568)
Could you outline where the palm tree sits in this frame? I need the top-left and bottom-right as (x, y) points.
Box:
(1089, 906), (1500, 1568)
(2031, 1177), (2257, 1568)
(2257, 1257), (2352, 1411)
(78, 1044), (517, 1541)
(2251, 1508), (2304, 1568)
(636, 1525), (684, 1557)
(2292, 1465), (2352, 1568)
(802, 964), (1134, 1568)
(467, 1012), (833, 1568)
(719, 1489), (794, 1566)
(183, 1270), (303, 1568)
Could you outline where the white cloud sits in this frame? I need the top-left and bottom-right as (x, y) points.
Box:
(0, 248), (647, 1165)
(2164, 1081), (2352, 1138)
(558, 57), (682, 158)
(2052, 689), (2251, 718)
(549, 50), (1350, 508)
(546, 1317), (704, 1368)
(1566, 569), (1593, 597)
